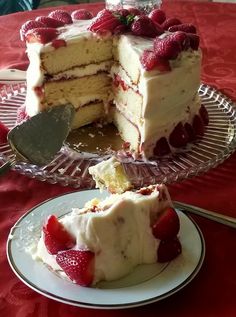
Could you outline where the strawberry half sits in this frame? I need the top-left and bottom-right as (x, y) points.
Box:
(48, 9), (73, 25)
(0, 122), (9, 143)
(169, 122), (189, 148)
(88, 10), (122, 34)
(71, 9), (93, 20)
(152, 207), (180, 240)
(154, 36), (182, 60)
(56, 249), (95, 286)
(153, 137), (171, 156)
(43, 214), (75, 254)
(131, 16), (162, 38)
(35, 16), (65, 28)
(20, 20), (46, 40)
(168, 23), (197, 34)
(25, 27), (59, 44)
(149, 9), (166, 25)
(161, 17), (182, 30)
(157, 236), (182, 263)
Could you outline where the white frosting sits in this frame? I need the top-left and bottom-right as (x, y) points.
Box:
(35, 185), (172, 284)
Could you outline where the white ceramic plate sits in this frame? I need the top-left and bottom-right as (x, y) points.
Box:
(7, 190), (205, 309)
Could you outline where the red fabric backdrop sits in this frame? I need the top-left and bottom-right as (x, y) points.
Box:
(1, 1), (236, 317)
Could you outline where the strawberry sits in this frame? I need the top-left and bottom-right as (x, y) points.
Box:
(153, 137), (171, 156)
(131, 16), (162, 38)
(71, 9), (93, 20)
(168, 23), (197, 34)
(48, 9), (73, 25)
(16, 105), (29, 124)
(140, 50), (158, 71)
(88, 10), (122, 34)
(52, 39), (67, 49)
(187, 33), (200, 50)
(43, 214), (75, 255)
(25, 27), (59, 44)
(184, 122), (196, 142)
(192, 114), (205, 136)
(117, 9), (130, 17)
(35, 16), (65, 28)
(154, 36), (181, 60)
(152, 207), (180, 240)
(128, 7), (142, 16)
(199, 104), (209, 125)
(20, 20), (46, 40)
(149, 9), (166, 24)
(113, 24), (128, 34)
(169, 122), (189, 148)
(169, 31), (190, 50)
(0, 122), (9, 143)
(161, 17), (182, 30)
(56, 249), (95, 286)
(157, 236), (182, 263)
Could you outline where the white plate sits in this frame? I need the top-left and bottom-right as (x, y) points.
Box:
(7, 190), (205, 309)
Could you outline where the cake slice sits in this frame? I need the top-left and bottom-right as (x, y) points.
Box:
(34, 184), (181, 286)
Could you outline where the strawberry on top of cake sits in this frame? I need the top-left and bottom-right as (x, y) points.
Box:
(19, 7), (208, 159)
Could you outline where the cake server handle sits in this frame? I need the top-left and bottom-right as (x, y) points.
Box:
(174, 201), (236, 229)
(0, 69), (26, 83)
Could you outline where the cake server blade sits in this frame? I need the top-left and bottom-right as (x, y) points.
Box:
(0, 104), (75, 175)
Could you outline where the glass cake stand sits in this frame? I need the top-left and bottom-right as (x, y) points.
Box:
(0, 83), (236, 188)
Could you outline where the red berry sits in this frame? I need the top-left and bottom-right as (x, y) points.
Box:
(154, 36), (181, 60)
(52, 39), (67, 49)
(199, 105), (209, 125)
(0, 122), (9, 143)
(168, 23), (197, 34)
(149, 9), (166, 24)
(161, 17), (182, 30)
(35, 16), (65, 28)
(25, 27), (59, 44)
(184, 122), (196, 142)
(169, 122), (189, 148)
(43, 215), (76, 255)
(169, 31), (190, 50)
(157, 236), (182, 263)
(88, 10), (122, 34)
(131, 16), (162, 38)
(192, 115), (205, 136)
(113, 24), (128, 34)
(187, 33), (200, 50)
(48, 10), (73, 25)
(56, 249), (95, 286)
(140, 50), (158, 71)
(128, 8), (142, 16)
(152, 207), (180, 240)
(20, 20), (46, 40)
(71, 9), (93, 20)
(117, 9), (130, 17)
(153, 137), (171, 156)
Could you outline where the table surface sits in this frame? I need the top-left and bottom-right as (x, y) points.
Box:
(1, 1), (236, 317)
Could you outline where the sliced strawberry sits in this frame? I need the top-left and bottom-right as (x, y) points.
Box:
(153, 137), (171, 156)
(56, 249), (95, 286)
(184, 122), (196, 142)
(35, 16), (65, 28)
(168, 23), (197, 34)
(157, 236), (182, 263)
(20, 20), (46, 40)
(169, 122), (189, 148)
(52, 39), (67, 49)
(48, 9), (73, 25)
(154, 36), (182, 60)
(88, 11), (122, 34)
(25, 27), (59, 44)
(152, 207), (180, 240)
(140, 50), (158, 71)
(43, 214), (75, 255)
(199, 104), (209, 125)
(0, 122), (9, 143)
(131, 16), (163, 38)
(71, 9), (93, 20)
(149, 9), (166, 25)
(161, 17), (182, 30)
(187, 33), (200, 50)
(128, 8), (142, 16)
(192, 114), (205, 136)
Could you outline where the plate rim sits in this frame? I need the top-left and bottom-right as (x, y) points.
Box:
(7, 189), (205, 309)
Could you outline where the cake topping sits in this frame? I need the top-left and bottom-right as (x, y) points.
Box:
(148, 9), (166, 25)
(161, 17), (182, 30)
(188, 33), (200, 50)
(25, 27), (59, 44)
(88, 9), (123, 34)
(131, 15), (163, 37)
(20, 20), (46, 40)
(48, 9), (73, 25)
(71, 9), (93, 20)
(35, 16), (65, 28)
(168, 23), (197, 34)
(154, 36), (181, 60)
(56, 249), (95, 286)
(152, 207), (180, 240)
(140, 49), (170, 71)
(157, 237), (182, 263)
(43, 215), (76, 254)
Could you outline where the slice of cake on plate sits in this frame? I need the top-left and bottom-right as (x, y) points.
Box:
(20, 7), (209, 159)
(33, 184), (181, 286)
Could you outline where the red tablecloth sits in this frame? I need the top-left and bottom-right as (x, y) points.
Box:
(1, 1), (236, 316)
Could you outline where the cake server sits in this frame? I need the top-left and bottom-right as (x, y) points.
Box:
(0, 104), (75, 175)
(0, 69), (26, 84)
(174, 201), (236, 229)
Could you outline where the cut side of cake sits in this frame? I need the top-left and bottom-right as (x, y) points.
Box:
(21, 8), (209, 159)
(33, 184), (181, 286)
